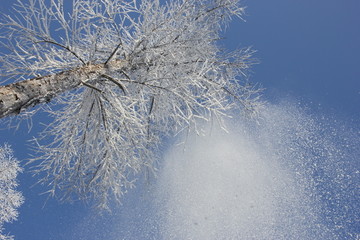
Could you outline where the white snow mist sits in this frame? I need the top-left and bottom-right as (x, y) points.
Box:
(155, 102), (359, 240)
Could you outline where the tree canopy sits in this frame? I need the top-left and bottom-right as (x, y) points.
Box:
(0, 0), (260, 210)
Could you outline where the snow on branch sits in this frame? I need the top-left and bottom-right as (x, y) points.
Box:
(0, 0), (261, 209)
(0, 144), (23, 240)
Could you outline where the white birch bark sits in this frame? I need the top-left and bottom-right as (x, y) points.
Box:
(0, 60), (126, 118)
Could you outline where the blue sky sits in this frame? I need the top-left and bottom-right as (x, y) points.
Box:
(229, 0), (360, 119)
(1, 0), (359, 239)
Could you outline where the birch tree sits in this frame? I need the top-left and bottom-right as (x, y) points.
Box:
(0, 0), (260, 209)
(0, 145), (23, 240)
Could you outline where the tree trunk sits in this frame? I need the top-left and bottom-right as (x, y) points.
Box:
(0, 61), (125, 118)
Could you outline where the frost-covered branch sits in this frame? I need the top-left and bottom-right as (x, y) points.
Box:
(0, 144), (23, 240)
(0, 0), (261, 209)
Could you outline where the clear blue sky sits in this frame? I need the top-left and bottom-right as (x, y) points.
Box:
(1, 0), (359, 239)
(228, 0), (360, 119)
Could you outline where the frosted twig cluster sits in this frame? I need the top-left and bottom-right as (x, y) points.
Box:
(0, 0), (261, 209)
(0, 144), (23, 240)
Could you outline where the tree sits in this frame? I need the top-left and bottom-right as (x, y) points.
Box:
(0, 0), (260, 209)
(0, 144), (23, 240)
